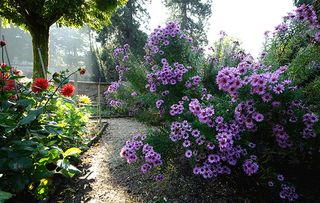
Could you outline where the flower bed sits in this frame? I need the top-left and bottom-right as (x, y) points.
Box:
(0, 63), (91, 201)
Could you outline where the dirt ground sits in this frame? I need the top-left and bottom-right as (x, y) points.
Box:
(51, 118), (236, 203)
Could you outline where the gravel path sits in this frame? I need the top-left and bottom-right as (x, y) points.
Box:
(52, 118), (232, 203)
(85, 118), (149, 203)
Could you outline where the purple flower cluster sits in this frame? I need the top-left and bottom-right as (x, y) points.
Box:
(109, 99), (122, 108)
(273, 124), (293, 148)
(279, 184), (299, 202)
(189, 99), (215, 126)
(170, 120), (193, 142)
(302, 113), (318, 139)
(146, 22), (180, 54)
(106, 82), (120, 94)
(242, 159), (259, 176)
(275, 24), (288, 33)
(170, 101), (184, 116)
(185, 75), (202, 88)
(145, 21), (192, 57)
(192, 163), (231, 179)
(274, 4), (319, 35)
(120, 134), (164, 180)
(294, 4), (319, 28)
(217, 60), (291, 101)
(113, 44), (130, 62)
(216, 67), (242, 98)
(146, 62), (190, 92)
(234, 100), (264, 129)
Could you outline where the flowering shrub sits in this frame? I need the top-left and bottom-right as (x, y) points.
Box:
(0, 62), (90, 201)
(98, 5), (320, 201)
(262, 4), (320, 109)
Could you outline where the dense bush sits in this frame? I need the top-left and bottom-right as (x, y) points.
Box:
(106, 5), (320, 202)
(263, 4), (320, 110)
(0, 63), (90, 201)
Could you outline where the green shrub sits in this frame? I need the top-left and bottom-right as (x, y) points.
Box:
(0, 65), (90, 201)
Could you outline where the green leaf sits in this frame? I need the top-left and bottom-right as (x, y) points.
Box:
(17, 99), (35, 107)
(56, 159), (80, 177)
(1, 100), (16, 110)
(19, 107), (45, 125)
(63, 148), (81, 158)
(44, 125), (64, 135)
(62, 97), (75, 105)
(8, 157), (33, 171)
(0, 190), (13, 203)
(8, 75), (25, 80)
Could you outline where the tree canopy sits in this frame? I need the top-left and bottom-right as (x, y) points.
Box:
(0, 0), (128, 78)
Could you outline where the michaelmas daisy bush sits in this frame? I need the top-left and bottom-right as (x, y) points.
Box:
(107, 5), (320, 202)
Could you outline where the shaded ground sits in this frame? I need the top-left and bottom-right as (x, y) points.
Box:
(52, 118), (237, 203)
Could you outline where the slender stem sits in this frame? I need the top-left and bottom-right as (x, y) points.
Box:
(1, 47), (4, 63)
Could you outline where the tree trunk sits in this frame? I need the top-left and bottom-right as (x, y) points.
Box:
(30, 25), (50, 79)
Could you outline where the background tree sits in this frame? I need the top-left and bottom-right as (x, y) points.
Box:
(96, 0), (150, 82)
(0, 0), (127, 79)
(97, 0), (151, 81)
(163, 0), (212, 46)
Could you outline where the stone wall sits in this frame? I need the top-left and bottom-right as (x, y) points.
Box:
(69, 80), (110, 103)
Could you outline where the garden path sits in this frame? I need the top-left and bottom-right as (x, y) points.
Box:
(52, 118), (233, 203)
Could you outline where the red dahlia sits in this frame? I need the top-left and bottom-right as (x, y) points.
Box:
(4, 80), (15, 91)
(61, 83), (75, 97)
(32, 78), (49, 93)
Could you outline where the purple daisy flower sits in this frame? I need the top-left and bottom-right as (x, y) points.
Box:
(185, 150), (193, 158)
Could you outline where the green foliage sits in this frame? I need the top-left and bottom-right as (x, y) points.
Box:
(289, 44), (320, 85)
(0, 191), (13, 203)
(0, 66), (90, 201)
(263, 23), (310, 67)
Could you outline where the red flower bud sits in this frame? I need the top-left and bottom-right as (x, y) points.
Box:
(79, 67), (86, 75)
(0, 41), (6, 47)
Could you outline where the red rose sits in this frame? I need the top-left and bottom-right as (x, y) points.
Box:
(61, 83), (75, 97)
(32, 78), (49, 93)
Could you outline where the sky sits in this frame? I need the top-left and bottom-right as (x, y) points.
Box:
(148, 0), (295, 57)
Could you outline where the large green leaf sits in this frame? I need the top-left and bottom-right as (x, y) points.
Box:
(0, 190), (13, 203)
(8, 157), (33, 171)
(18, 107), (45, 125)
(44, 124), (64, 135)
(62, 97), (75, 105)
(17, 99), (35, 107)
(63, 147), (81, 158)
(11, 141), (39, 152)
(56, 159), (80, 177)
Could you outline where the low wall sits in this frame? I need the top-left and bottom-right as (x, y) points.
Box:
(69, 80), (110, 103)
